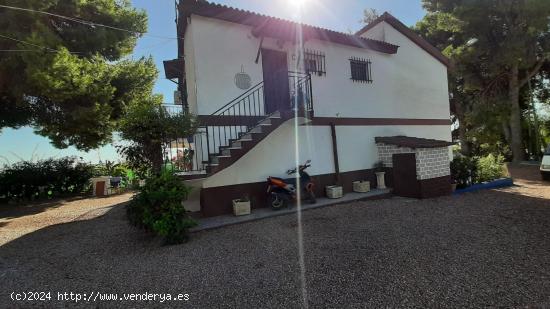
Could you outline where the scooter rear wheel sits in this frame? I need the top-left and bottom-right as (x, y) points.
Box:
(269, 193), (287, 210)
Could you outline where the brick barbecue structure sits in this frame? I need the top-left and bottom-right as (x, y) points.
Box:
(376, 136), (454, 198)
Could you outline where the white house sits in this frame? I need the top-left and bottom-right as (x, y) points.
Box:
(163, 1), (454, 217)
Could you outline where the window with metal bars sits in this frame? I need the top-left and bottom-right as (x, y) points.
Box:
(349, 57), (372, 83)
(304, 49), (326, 76)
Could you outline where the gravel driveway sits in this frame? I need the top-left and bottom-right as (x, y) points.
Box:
(1, 165), (549, 308)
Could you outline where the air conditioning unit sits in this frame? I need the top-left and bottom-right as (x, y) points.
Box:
(174, 91), (182, 105)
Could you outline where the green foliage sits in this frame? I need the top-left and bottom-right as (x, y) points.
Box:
(416, 0), (550, 160)
(0, 0), (154, 150)
(118, 97), (198, 173)
(476, 154), (506, 183)
(450, 156), (478, 188)
(126, 172), (197, 245)
(0, 157), (93, 203)
(451, 154), (506, 188)
(92, 161), (129, 178)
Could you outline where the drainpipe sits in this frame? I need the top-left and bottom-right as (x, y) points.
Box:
(330, 122), (340, 184)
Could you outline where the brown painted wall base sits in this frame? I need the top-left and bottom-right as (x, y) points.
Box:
(419, 175), (452, 198)
(200, 168), (394, 217)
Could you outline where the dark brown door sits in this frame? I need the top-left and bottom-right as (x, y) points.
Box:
(261, 49), (290, 114)
(392, 153), (420, 198)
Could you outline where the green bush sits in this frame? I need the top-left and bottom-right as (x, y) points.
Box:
(476, 154), (506, 183)
(451, 154), (506, 188)
(451, 156), (478, 188)
(0, 157), (94, 203)
(126, 172), (197, 244)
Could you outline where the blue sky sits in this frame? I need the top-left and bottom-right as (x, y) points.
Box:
(0, 0), (426, 165)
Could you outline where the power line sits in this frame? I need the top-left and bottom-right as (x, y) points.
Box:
(0, 34), (81, 54)
(0, 4), (181, 41)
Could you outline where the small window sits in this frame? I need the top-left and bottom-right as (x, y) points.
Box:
(349, 57), (372, 83)
(304, 49), (326, 76)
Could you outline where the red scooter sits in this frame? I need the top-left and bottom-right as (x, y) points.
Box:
(266, 160), (316, 210)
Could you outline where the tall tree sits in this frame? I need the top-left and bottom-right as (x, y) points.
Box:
(0, 0), (156, 150)
(420, 0), (550, 162)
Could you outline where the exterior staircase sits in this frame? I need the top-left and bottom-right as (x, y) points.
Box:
(167, 72), (313, 179)
(205, 111), (296, 175)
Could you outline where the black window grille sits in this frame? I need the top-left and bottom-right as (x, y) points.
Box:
(349, 57), (372, 83)
(304, 49), (326, 76)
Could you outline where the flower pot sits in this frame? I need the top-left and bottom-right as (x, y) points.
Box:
(232, 199), (251, 216)
(325, 185), (343, 199)
(375, 172), (386, 189)
(352, 181), (370, 193)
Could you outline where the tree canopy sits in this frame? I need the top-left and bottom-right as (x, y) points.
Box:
(0, 0), (158, 151)
(415, 0), (550, 161)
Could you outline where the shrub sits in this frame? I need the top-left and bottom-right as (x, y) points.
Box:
(126, 172), (197, 244)
(476, 154), (506, 183)
(0, 157), (94, 203)
(451, 154), (506, 188)
(451, 156), (478, 188)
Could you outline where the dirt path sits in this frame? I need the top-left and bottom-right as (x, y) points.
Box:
(504, 164), (549, 199)
(0, 192), (133, 246)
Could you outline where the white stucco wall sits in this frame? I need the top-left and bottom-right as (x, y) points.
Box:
(181, 14), (453, 190)
(185, 15), (450, 120)
(184, 20), (198, 114)
(203, 123), (451, 188)
(202, 120), (335, 188)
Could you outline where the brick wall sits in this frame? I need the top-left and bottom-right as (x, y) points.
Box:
(415, 147), (450, 180)
(376, 144), (450, 180)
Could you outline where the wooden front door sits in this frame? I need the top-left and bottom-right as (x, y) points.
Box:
(392, 153), (420, 198)
(261, 49), (290, 114)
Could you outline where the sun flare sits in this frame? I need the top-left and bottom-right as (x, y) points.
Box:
(287, 0), (308, 8)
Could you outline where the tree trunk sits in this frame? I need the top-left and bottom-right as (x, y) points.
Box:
(508, 63), (524, 163)
(148, 142), (164, 174)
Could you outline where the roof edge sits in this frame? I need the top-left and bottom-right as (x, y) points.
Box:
(356, 12), (451, 68)
(179, 1), (399, 54)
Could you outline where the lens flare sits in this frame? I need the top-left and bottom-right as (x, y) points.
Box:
(288, 0), (308, 8)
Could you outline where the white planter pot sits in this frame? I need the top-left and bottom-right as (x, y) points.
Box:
(375, 172), (386, 189)
(325, 185), (343, 199)
(352, 181), (370, 193)
(232, 200), (251, 216)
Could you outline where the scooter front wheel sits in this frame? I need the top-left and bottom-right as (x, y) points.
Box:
(268, 193), (287, 210)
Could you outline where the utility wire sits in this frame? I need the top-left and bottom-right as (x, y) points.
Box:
(0, 4), (181, 40)
(0, 34), (81, 54)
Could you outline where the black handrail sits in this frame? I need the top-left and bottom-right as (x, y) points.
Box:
(164, 72), (313, 173)
(211, 80), (264, 115)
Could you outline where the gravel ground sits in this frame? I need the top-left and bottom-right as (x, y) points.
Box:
(0, 193), (134, 245)
(1, 165), (549, 308)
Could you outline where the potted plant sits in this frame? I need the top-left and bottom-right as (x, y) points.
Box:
(232, 195), (251, 216)
(373, 161), (386, 189)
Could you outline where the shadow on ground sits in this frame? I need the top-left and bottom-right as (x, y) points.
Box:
(1, 186), (550, 307)
(0, 196), (91, 220)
